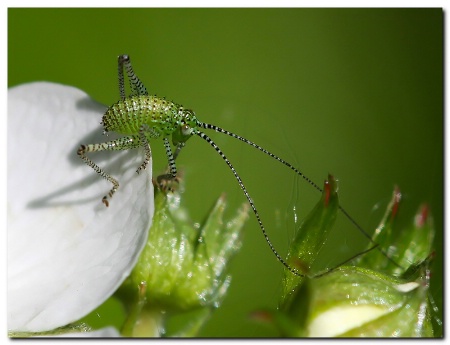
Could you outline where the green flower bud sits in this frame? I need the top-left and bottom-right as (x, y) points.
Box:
(256, 183), (437, 337)
(300, 261), (433, 337)
(117, 187), (248, 337)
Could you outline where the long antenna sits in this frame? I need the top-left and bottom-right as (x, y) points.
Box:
(195, 130), (305, 277)
(199, 122), (401, 269)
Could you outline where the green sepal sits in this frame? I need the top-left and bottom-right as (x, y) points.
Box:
(356, 187), (435, 276)
(280, 174), (339, 310)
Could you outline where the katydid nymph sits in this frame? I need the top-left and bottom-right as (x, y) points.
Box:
(78, 54), (392, 277)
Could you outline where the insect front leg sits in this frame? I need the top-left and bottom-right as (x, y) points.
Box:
(77, 135), (141, 207)
(156, 138), (184, 191)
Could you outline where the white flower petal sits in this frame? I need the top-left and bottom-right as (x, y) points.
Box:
(8, 82), (154, 332)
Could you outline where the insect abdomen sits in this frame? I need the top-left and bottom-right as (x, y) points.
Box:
(102, 95), (181, 137)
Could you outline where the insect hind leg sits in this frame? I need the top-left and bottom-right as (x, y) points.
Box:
(118, 54), (148, 100)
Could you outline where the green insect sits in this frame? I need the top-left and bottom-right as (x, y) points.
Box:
(78, 54), (388, 277)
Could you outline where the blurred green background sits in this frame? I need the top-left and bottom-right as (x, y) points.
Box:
(8, 8), (443, 337)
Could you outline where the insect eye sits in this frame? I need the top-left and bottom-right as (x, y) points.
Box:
(181, 124), (191, 136)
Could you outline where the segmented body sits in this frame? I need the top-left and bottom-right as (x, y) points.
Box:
(102, 95), (197, 138)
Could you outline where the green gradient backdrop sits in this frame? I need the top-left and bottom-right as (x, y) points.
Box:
(8, 8), (443, 337)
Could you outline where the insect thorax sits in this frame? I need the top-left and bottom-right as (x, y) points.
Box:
(102, 95), (184, 138)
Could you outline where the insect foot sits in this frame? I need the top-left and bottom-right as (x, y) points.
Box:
(153, 173), (182, 192)
(156, 173), (182, 193)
